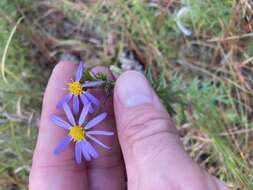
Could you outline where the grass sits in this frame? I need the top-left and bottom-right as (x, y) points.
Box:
(0, 1), (48, 189)
(1, 0), (253, 189)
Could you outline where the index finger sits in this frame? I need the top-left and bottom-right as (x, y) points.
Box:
(29, 61), (88, 190)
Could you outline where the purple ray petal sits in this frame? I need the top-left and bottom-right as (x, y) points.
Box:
(87, 131), (114, 136)
(80, 94), (94, 113)
(53, 136), (72, 155)
(80, 93), (88, 104)
(85, 112), (107, 130)
(83, 140), (98, 159)
(50, 115), (71, 130)
(83, 80), (105, 88)
(84, 91), (100, 108)
(78, 103), (91, 126)
(75, 142), (82, 164)
(73, 96), (79, 115)
(56, 93), (72, 108)
(75, 62), (84, 82)
(87, 134), (110, 149)
(62, 102), (76, 125)
(80, 141), (91, 161)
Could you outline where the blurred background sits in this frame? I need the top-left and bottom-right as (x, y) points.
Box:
(0, 0), (253, 189)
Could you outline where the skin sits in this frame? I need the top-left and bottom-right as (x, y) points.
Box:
(29, 61), (230, 190)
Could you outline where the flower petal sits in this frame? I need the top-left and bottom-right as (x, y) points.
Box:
(62, 102), (76, 125)
(50, 115), (71, 130)
(73, 96), (79, 115)
(87, 131), (114, 136)
(87, 134), (110, 149)
(75, 61), (84, 82)
(56, 93), (72, 108)
(80, 94), (94, 113)
(85, 112), (107, 130)
(80, 141), (91, 161)
(78, 103), (91, 126)
(53, 136), (72, 155)
(83, 80), (105, 88)
(84, 91), (100, 108)
(83, 140), (98, 159)
(75, 142), (82, 164)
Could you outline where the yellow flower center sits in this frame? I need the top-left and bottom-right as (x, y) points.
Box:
(68, 82), (83, 96)
(69, 125), (86, 141)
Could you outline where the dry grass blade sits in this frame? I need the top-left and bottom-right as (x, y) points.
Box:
(1, 16), (24, 83)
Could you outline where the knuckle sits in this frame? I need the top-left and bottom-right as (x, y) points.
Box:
(120, 108), (178, 148)
(87, 149), (123, 170)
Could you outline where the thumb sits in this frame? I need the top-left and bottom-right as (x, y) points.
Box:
(113, 71), (228, 190)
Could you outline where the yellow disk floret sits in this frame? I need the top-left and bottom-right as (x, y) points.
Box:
(68, 82), (83, 96)
(69, 125), (86, 141)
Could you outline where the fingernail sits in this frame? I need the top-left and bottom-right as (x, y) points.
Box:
(116, 71), (153, 107)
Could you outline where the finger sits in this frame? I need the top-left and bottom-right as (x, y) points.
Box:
(113, 71), (228, 189)
(213, 176), (230, 190)
(86, 66), (126, 190)
(29, 61), (88, 190)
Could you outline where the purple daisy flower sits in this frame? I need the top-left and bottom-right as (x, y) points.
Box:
(57, 61), (105, 115)
(51, 102), (114, 164)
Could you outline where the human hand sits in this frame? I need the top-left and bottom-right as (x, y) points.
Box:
(29, 61), (229, 190)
